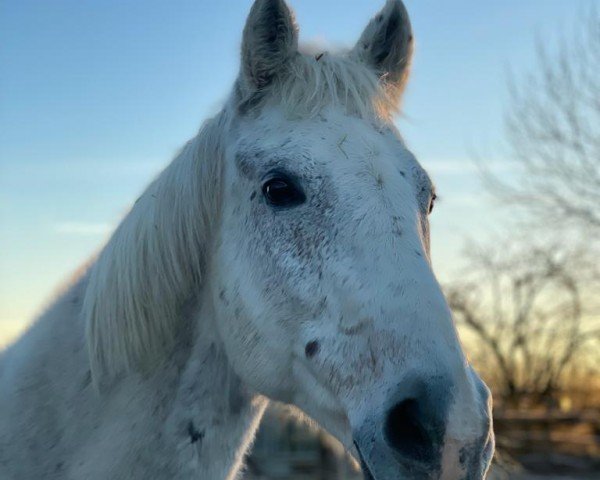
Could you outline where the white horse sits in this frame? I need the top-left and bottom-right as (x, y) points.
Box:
(0, 1), (494, 478)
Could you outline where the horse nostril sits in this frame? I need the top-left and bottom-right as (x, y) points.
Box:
(384, 397), (443, 464)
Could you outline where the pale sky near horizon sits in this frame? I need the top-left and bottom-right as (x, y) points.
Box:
(0, 0), (587, 347)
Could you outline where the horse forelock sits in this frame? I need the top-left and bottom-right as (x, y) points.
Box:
(237, 48), (400, 121)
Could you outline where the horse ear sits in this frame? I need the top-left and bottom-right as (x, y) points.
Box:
(351, 0), (414, 102)
(240, 0), (298, 91)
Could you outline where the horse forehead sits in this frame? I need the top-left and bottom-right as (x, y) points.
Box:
(233, 108), (426, 189)
(239, 111), (408, 160)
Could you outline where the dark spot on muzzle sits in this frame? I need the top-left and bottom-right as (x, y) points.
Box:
(304, 340), (320, 358)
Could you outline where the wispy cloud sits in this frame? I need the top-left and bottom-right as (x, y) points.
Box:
(53, 222), (114, 236)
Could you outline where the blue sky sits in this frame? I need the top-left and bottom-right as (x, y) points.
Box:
(0, 0), (585, 345)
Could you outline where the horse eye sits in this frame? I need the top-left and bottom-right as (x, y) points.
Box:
(262, 177), (306, 207)
(428, 194), (437, 214)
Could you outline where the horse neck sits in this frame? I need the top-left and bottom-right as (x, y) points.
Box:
(165, 294), (269, 479)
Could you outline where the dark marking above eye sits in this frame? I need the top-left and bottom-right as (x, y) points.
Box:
(305, 340), (320, 358)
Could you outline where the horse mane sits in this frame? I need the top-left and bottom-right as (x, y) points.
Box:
(83, 111), (229, 381)
(83, 49), (398, 381)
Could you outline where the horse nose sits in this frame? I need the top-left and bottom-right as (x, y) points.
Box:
(384, 377), (449, 464)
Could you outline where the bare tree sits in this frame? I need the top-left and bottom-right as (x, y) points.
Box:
(453, 7), (600, 409)
(447, 242), (599, 409)
(481, 7), (600, 238)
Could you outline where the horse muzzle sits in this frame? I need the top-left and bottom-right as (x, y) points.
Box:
(351, 373), (494, 480)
